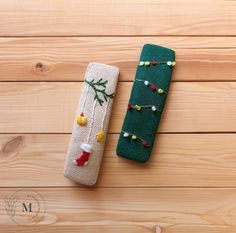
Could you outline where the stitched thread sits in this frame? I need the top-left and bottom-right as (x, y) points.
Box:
(136, 79), (166, 95)
(122, 130), (149, 147)
(128, 103), (161, 112)
(96, 98), (110, 143)
(87, 99), (97, 143)
(138, 60), (176, 67)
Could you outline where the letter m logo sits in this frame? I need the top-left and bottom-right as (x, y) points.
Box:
(22, 203), (32, 212)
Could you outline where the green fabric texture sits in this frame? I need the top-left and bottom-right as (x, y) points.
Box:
(116, 44), (175, 162)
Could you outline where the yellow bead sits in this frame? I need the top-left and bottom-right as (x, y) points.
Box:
(131, 135), (137, 140)
(96, 130), (105, 143)
(172, 61), (176, 66)
(144, 61), (150, 66)
(77, 113), (87, 126)
(157, 88), (164, 94)
(135, 105), (141, 111)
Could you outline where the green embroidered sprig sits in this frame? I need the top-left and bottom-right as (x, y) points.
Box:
(85, 78), (115, 106)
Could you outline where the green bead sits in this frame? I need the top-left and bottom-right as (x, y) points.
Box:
(135, 105), (141, 111)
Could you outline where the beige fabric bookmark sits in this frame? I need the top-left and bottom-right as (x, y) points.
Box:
(64, 63), (119, 186)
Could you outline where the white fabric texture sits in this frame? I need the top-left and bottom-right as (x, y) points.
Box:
(64, 63), (119, 185)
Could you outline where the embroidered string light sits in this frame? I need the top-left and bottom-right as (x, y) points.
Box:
(96, 130), (105, 143)
(86, 99), (97, 143)
(128, 103), (160, 112)
(77, 85), (89, 126)
(122, 130), (149, 147)
(74, 80), (114, 166)
(77, 112), (87, 125)
(73, 99), (98, 167)
(136, 79), (166, 95)
(75, 77), (114, 166)
(77, 78), (114, 126)
(96, 99), (110, 143)
(139, 60), (176, 67)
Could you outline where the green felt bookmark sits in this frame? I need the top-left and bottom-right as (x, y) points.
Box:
(116, 44), (175, 162)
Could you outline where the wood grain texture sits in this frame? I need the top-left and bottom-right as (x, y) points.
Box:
(0, 0), (235, 36)
(1, 187), (236, 233)
(0, 37), (235, 81)
(0, 134), (236, 187)
(0, 0), (235, 232)
(0, 82), (236, 133)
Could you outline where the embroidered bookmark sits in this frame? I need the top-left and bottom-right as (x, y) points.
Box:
(116, 44), (175, 162)
(64, 63), (119, 185)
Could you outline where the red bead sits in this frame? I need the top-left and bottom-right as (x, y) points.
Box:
(151, 60), (158, 65)
(128, 103), (133, 110)
(151, 84), (156, 91)
(142, 140), (148, 147)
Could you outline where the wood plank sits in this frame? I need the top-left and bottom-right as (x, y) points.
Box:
(0, 1), (235, 36)
(0, 37), (236, 81)
(0, 226), (156, 233)
(0, 82), (236, 133)
(1, 134), (236, 187)
(1, 187), (236, 233)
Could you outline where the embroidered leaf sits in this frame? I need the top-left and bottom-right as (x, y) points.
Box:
(85, 78), (115, 106)
(103, 94), (107, 101)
